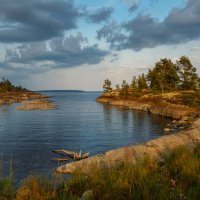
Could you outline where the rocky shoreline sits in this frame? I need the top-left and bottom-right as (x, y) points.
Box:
(96, 96), (199, 120)
(56, 94), (200, 174)
(96, 96), (199, 134)
(0, 91), (48, 105)
(56, 116), (200, 174)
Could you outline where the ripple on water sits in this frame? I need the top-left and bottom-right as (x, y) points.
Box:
(0, 91), (170, 184)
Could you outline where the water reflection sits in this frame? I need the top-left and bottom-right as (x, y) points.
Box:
(0, 91), (170, 184)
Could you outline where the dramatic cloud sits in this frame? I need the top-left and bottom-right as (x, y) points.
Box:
(86, 7), (113, 23)
(2, 33), (108, 72)
(98, 0), (200, 51)
(97, 22), (126, 49)
(0, 0), (79, 43)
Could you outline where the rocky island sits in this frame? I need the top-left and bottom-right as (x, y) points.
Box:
(0, 78), (56, 110)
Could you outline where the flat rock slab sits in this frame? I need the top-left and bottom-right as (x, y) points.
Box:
(16, 99), (56, 110)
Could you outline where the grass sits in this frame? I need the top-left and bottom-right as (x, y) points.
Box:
(101, 89), (200, 109)
(0, 143), (200, 199)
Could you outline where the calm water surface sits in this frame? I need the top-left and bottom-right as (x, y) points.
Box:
(0, 91), (170, 183)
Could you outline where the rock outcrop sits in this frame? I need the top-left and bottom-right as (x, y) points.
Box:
(16, 99), (56, 110)
(0, 91), (48, 105)
(56, 117), (200, 174)
(0, 91), (57, 110)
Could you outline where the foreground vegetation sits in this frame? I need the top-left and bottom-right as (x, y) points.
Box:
(1, 143), (200, 199)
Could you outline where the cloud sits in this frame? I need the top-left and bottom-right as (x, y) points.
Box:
(0, 0), (79, 43)
(1, 33), (108, 73)
(98, 0), (200, 51)
(122, 0), (139, 12)
(128, 4), (139, 12)
(97, 21), (126, 49)
(86, 7), (113, 23)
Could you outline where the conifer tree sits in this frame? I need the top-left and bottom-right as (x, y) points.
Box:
(176, 56), (198, 90)
(130, 76), (138, 89)
(147, 58), (179, 92)
(138, 73), (148, 90)
(120, 80), (129, 97)
(103, 78), (112, 93)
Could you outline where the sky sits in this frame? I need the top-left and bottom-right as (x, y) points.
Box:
(0, 0), (200, 91)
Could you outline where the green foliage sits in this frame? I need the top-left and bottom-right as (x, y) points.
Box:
(0, 177), (14, 200)
(130, 76), (138, 89)
(178, 91), (200, 107)
(138, 73), (148, 90)
(0, 157), (14, 200)
(102, 56), (199, 97)
(119, 80), (129, 97)
(103, 78), (112, 93)
(147, 58), (179, 93)
(176, 56), (199, 90)
(129, 76), (139, 96)
(0, 78), (12, 92)
(0, 78), (27, 92)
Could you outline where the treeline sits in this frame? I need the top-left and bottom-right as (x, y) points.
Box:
(103, 56), (200, 97)
(0, 78), (28, 92)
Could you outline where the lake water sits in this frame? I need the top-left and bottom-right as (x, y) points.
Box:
(0, 91), (170, 184)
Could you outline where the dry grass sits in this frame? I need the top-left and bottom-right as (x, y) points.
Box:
(1, 143), (200, 199)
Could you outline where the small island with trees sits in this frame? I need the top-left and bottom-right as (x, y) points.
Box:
(0, 78), (56, 110)
(100, 56), (200, 103)
(98, 56), (200, 125)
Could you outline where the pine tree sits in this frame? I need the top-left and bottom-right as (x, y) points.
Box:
(103, 78), (112, 93)
(120, 80), (129, 97)
(176, 56), (198, 90)
(138, 73), (148, 90)
(147, 58), (179, 93)
(130, 76), (138, 89)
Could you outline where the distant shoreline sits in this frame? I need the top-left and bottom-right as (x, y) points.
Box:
(37, 90), (102, 93)
(37, 89), (85, 92)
